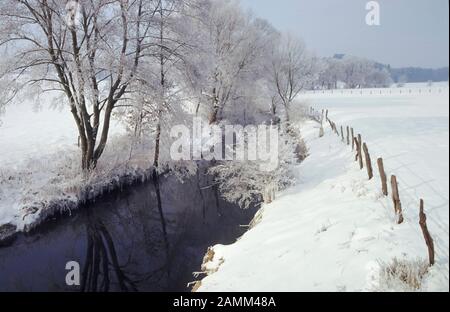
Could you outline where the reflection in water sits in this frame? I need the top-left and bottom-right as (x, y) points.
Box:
(0, 172), (256, 292)
(153, 172), (170, 274)
(81, 215), (139, 292)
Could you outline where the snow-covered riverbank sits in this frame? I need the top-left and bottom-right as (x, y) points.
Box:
(0, 101), (154, 240)
(196, 86), (449, 292)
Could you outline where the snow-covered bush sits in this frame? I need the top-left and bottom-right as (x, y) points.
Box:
(376, 258), (429, 291)
(286, 101), (310, 124)
(209, 128), (301, 209)
(116, 98), (198, 178)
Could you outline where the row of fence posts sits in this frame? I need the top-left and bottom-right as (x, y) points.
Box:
(306, 88), (446, 96)
(310, 107), (435, 267)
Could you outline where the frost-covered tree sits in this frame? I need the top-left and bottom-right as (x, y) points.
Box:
(184, 0), (274, 125)
(269, 34), (320, 123)
(340, 56), (392, 89)
(114, 0), (204, 172)
(129, 0), (189, 169)
(341, 56), (373, 89)
(0, 0), (155, 170)
(209, 129), (299, 208)
(367, 67), (392, 88)
(396, 74), (408, 87)
(0, 0), (319, 212)
(317, 58), (345, 89)
(0, 53), (20, 117)
(149, 0), (193, 169)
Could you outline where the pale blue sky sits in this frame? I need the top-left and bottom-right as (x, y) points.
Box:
(241, 0), (449, 68)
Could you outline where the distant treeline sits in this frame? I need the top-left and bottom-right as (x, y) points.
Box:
(316, 55), (449, 90)
(388, 67), (449, 83)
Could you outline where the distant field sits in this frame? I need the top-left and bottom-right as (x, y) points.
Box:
(302, 84), (449, 269)
(302, 82), (449, 96)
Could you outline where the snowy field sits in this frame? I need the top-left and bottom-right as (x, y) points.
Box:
(0, 101), (79, 169)
(0, 99), (151, 231)
(197, 83), (449, 292)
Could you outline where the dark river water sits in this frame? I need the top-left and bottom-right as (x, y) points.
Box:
(0, 172), (256, 292)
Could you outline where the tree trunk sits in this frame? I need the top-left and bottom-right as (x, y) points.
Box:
(209, 105), (220, 125)
(154, 120), (161, 168)
(209, 87), (220, 125)
(154, 5), (165, 168)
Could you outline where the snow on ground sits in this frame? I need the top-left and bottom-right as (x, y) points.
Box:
(303, 85), (449, 273)
(0, 100), (152, 231)
(0, 100), (125, 168)
(198, 85), (449, 292)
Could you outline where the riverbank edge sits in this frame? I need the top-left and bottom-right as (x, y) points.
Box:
(190, 206), (265, 292)
(0, 166), (156, 246)
(190, 121), (311, 292)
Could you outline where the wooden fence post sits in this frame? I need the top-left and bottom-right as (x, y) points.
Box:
(419, 199), (435, 266)
(351, 128), (355, 150)
(363, 143), (373, 180)
(340, 126), (344, 142)
(333, 122), (339, 136)
(354, 134), (363, 169)
(325, 109), (329, 121)
(346, 126), (350, 145)
(391, 175), (404, 224)
(319, 124), (324, 138)
(377, 158), (388, 196)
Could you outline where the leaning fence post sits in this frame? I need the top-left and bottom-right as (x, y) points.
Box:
(390, 175), (404, 224)
(419, 199), (435, 266)
(340, 126), (344, 142)
(377, 158), (388, 196)
(363, 143), (373, 180)
(351, 128), (355, 150)
(328, 119), (333, 130)
(332, 122), (339, 136)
